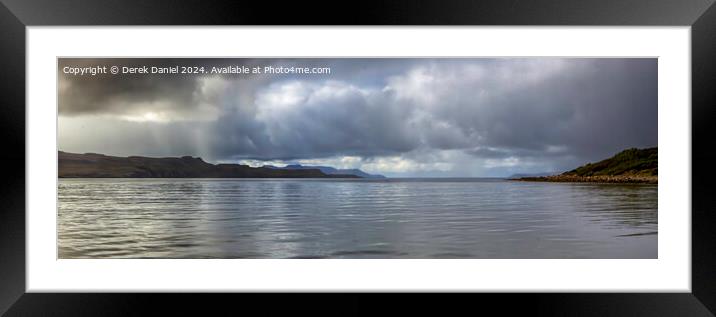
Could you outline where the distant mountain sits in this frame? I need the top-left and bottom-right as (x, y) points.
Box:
(58, 151), (360, 178)
(508, 172), (557, 179)
(516, 147), (657, 184)
(265, 164), (386, 179)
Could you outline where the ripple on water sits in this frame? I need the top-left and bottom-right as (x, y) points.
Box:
(58, 179), (658, 259)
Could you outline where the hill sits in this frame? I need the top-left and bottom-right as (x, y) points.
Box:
(565, 147), (657, 177)
(266, 164), (385, 178)
(58, 151), (360, 178)
(517, 147), (657, 184)
(508, 172), (558, 179)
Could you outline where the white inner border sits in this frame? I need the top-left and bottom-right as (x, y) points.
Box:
(27, 27), (691, 292)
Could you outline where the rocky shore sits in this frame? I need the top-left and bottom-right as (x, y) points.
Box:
(515, 174), (657, 184)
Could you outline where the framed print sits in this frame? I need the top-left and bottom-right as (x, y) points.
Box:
(2, 0), (716, 315)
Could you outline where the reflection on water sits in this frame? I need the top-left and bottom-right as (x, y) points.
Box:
(58, 178), (657, 259)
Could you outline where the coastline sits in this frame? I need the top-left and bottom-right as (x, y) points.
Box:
(514, 174), (657, 184)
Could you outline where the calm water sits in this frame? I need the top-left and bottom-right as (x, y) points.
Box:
(58, 178), (657, 259)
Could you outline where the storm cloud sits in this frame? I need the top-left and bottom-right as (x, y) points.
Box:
(58, 58), (657, 177)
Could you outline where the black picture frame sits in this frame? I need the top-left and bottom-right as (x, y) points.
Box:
(1, 0), (715, 315)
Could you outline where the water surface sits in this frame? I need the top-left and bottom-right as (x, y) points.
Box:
(58, 178), (657, 258)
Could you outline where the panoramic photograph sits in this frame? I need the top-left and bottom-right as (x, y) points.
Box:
(58, 57), (657, 259)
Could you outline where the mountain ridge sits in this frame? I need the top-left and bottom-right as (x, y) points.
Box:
(58, 151), (361, 178)
(265, 164), (385, 179)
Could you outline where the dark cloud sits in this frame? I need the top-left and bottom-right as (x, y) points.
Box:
(58, 58), (657, 176)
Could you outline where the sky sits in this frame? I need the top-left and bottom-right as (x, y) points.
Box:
(58, 58), (657, 177)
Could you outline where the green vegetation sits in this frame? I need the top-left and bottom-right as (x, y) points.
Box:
(515, 147), (657, 184)
(565, 147), (657, 177)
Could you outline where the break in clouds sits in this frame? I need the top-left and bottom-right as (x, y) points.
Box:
(58, 58), (657, 177)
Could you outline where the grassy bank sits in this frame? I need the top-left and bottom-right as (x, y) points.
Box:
(516, 147), (657, 184)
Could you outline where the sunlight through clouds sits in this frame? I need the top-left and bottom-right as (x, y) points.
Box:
(58, 58), (657, 177)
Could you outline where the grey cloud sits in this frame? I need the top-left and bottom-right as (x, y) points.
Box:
(58, 58), (657, 176)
